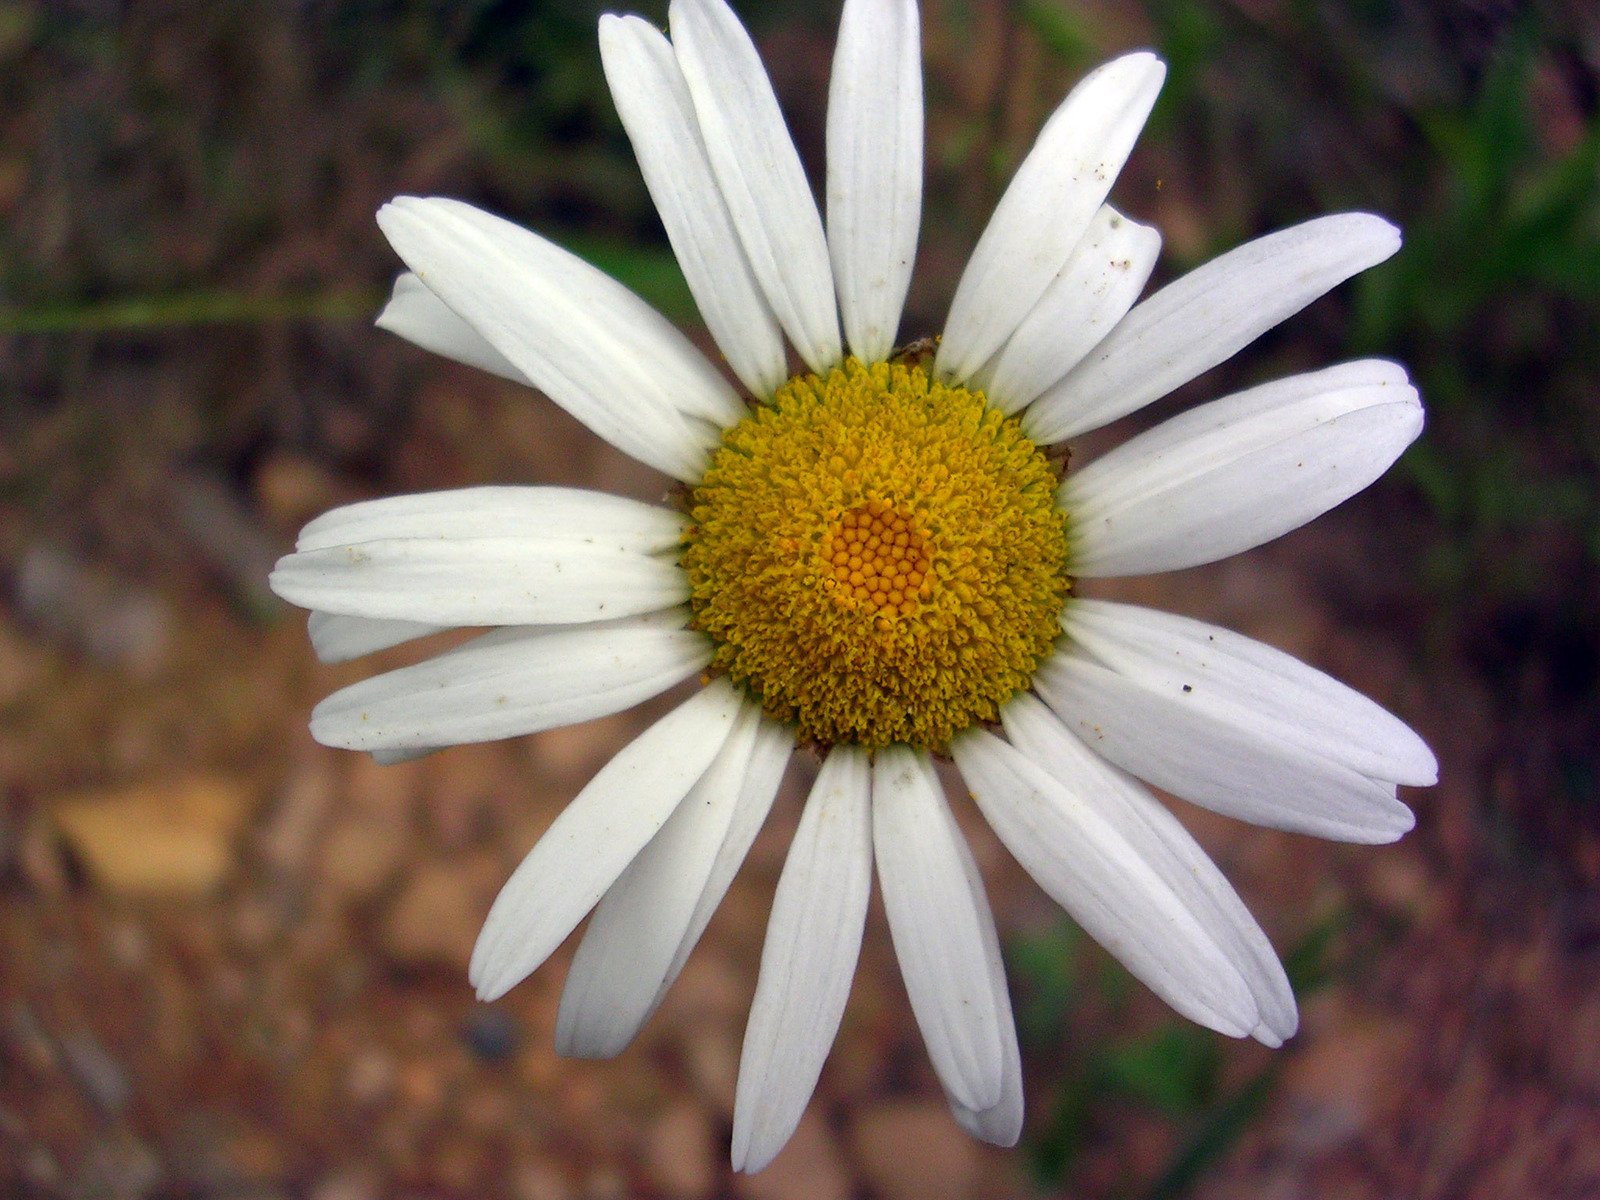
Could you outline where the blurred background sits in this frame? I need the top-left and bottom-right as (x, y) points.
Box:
(3, 0), (1598, 1197)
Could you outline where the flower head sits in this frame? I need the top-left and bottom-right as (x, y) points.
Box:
(270, 0), (1436, 1173)
(682, 356), (1072, 750)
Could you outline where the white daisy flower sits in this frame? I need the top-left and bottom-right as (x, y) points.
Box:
(270, 0), (1437, 1173)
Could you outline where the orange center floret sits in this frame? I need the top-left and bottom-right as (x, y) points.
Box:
(824, 501), (934, 619)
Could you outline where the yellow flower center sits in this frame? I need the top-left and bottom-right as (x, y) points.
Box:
(680, 357), (1072, 750)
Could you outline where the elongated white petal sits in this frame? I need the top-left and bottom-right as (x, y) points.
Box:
(827, 0), (922, 363)
(307, 611), (447, 663)
(936, 52), (1165, 383)
(1026, 213), (1402, 442)
(377, 197), (731, 480)
(979, 206), (1160, 413)
(1064, 372), (1423, 576)
(952, 729), (1259, 1038)
(272, 537), (686, 627)
(309, 614), (705, 754)
(600, 15), (788, 397)
(940, 818), (1025, 1147)
(732, 747), (871, 1173)
(295, 486), (685, 554)
(469, 681), (742, 1001)
(376, 271), (524, 383)
(1001, 693), (1297, 1045)
(1060, 361), (1413, 521)
(655, 717), (793, 1008)
(556, 700), (764, 1058)
(1066, 598), (1437, 786)
(1067, 359), (1410, 485)
(872, 748), (1005, 1111)
(371, 745), (439, 766)
(1034, 652), (1415, 843)
(671, 0), (842, 372)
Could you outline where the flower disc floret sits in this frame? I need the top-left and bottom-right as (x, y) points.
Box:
(681, 357), (1072, 750)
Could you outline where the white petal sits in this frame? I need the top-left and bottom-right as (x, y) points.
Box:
(1064, 370), (1423, 576)
(376, 197), (732, 480)
(556, 699), (765, 1058)
(1066, 359), (1409, 481)
(375, 271), (525, 383)
(952, 729), (1259, 1038)
(370, 745), (439, 766)
(670, 0), (842, 372)
(309, 613), (706, 754)
(732, 746), (871, 1173)
(272, 537), (686, 627)
(306, 611), (447, 663)
(1025, 213), (1403, 442)
(1033, 651), (1415, 843)
(936, 52), (1165, 383)
(600, 15), (788, 397)
(1001, 693), (1297, 1045)
(295, 486), (685, 554)
(655, 716), (793, 1006)
(1066, 598), (1437, 786)
(469, 680), (742, 1001)
(941, 819), (1025, 1147)
(978, 206), (1160, 413)
(872, 748), (1005, 1111)
(826, 0), (922, 363)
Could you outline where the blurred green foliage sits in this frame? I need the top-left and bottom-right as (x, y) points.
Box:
(1008, 908), (1351, 1196)
(1358, 15), (1600, 599)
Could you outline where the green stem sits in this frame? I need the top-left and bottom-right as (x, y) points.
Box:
(0, 289), (382, 334)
